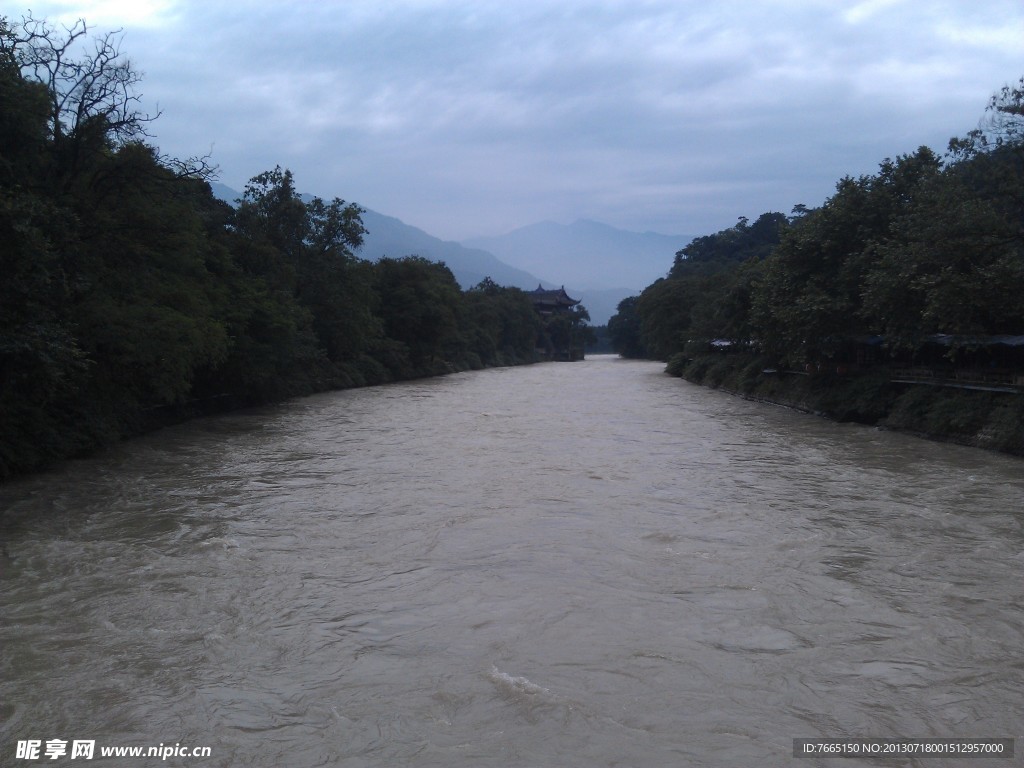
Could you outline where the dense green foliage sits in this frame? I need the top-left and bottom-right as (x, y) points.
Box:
(675, 351), (1024, 455)
(608, 77), (1024, 454)
(611, 78), (1024, 370)
(0, 17), (555, 479)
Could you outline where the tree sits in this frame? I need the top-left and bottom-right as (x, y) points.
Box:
(752, 148), (943, 364)
(229, 166), (378, 376)
(1, 13), (214, 193)
(561, 303), (596, 353)
(463, 279), (540, 366)
(670, 212), (786, 280)
(0, 13), (234, 474)
(636, 278), (699, 360)
(860, 87), (1024, 350)
(0, 22), (83, 474)
(647, 211), (788, 357)
(373, 256), (464, 374)
(607, 295), (646, 358)
(6, 14), (153, 145)
(233, 167), (365, 265)
(688, 258), (765, 347)
(949, 76), (1024, 159)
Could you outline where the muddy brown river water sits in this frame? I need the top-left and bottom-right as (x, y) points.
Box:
(1, 356), (1022, 766)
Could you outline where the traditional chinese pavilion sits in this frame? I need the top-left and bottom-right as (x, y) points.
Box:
(528, 285), (580, 317)
(528, 285), (584, 361)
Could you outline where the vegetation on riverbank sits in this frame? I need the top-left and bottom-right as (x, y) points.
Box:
(0, 16), (592, 479)
(609, 77), (1024, 456)
(672, 352), (1024, 455)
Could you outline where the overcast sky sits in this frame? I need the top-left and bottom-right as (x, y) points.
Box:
(19, 0), (1024, 241)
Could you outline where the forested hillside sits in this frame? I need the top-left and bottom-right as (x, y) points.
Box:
(609, 78), (1024, 452)
(0, 17), (579, 479)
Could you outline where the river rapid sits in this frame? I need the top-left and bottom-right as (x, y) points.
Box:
(1, 356), (1022, 767)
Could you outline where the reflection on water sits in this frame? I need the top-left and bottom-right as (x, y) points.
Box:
(2, 356), (1022, 766)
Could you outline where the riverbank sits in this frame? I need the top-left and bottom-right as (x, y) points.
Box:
(667, 352), (1024, 457)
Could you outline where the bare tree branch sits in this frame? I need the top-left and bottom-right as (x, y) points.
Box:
(3, 13), (160, 145)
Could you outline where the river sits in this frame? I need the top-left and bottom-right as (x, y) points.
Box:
(1, 356), (1022, 767)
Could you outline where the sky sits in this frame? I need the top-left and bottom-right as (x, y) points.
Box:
(16, 0), (1024, 241)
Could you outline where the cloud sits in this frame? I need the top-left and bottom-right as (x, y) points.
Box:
(843, 0), (906, 25)
(19, 0), (176, 28)
(15, 0), (1024, 240)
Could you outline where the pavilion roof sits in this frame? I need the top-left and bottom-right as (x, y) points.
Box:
(528, 284), (580, 308)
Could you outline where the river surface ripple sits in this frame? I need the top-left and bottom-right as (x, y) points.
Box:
(1, 357), (1022, 767)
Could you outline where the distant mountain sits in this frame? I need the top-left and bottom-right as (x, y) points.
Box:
(462, 219), (690, 292)
(357, 209), (542, 290)
(357, 212), (636, 324)
(208, 183), (634, 324)
(210, 182), (243, 205)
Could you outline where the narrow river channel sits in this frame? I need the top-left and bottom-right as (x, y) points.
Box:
(2, 356), (1022, 767)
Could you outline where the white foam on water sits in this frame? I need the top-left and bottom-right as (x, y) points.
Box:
(488, 665), (550, 696)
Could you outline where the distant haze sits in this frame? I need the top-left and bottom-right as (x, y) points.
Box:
(463, 220), (690, 292)
(358, 209), (541, 290)
(359, 213), (678, 324)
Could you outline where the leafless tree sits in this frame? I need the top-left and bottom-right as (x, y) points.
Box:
(2, 14), (157, 144)
(949, 76), (1024, 161)
(1, 13), (215, 182)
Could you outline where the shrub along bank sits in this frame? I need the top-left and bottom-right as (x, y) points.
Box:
(671, 353), (1024, 456)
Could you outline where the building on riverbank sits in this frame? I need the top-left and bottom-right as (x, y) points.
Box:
(528, 285), (586, 361)
(528, 285), (581, 317)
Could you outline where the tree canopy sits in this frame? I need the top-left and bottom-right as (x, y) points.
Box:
(610, 77), (1024, 369)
